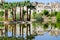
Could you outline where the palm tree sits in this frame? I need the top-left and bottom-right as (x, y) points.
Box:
(28, 5), (35, 35)
(24, 0), (31, 36)
(2, 2), (9, 36)
(18, 2), (26, 36)
(21, 2), (24, 21)
(25, 0), (35, 35)
(2, 2), (13, 37)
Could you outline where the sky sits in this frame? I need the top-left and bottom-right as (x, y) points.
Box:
(4, 0), (60, 3)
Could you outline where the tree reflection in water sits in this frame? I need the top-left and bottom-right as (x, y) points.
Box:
(0, 22), (60, 40)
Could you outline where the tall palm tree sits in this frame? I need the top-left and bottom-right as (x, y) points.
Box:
(2, 2), (9, 36)
(2, 2), (13, 37)
(25, 0), (36, 35)
(28, 4), (35, 35)
(24, 0), (30, 36)
(18, 2), (26, 36)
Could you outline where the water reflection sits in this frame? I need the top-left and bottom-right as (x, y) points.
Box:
(0, 21), (60, 40)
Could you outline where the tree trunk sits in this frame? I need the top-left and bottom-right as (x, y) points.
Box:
(0, 29), (3, 37)
(28, 24), (31, 35)
(1, 29), (3, 36)
(29, 8), (31, 35)
(27, 6), (28, 21)
(5, 9), (8, 36)
(29, 8), (31, 21)
(26, 24), (28, 36)
(12, 25), (13, 37)
(22, 24), (24, 38)
(20, 24), (21, 36)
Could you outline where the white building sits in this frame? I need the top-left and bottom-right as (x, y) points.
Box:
(35, 2), (60, 14)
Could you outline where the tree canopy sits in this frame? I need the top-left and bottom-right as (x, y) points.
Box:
(0, 11), (4, 17)
(43, 10), (49, 15)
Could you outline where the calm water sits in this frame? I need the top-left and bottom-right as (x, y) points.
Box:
(0, 21), (60, 40)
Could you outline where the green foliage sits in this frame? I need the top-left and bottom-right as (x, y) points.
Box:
(55, 22), (60, 29)
(10, 11), (13, 15)
(32, 12), (37, 19)
(0, 11), (4, 17)
(52, 11), (58, 16)
(0, 17), (4, 21)
(16, 14), (20, 21)
(0, 24), (4, 27)
(56, 12), (60, 21)
(54, 11), (58, 16)
(32, 12), (43, 21)
(56, 12), (60, 18)
(32, 22), (42, 28)
(43, 10), (49, 15)
(23, 10), (26, 15)
(3, 2), (10, 9)
(43, 24), (48, 29)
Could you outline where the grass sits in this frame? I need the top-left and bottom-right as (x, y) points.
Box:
(0, 17), (4, 21)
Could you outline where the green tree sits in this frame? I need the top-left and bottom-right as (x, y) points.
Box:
(0, 11), (4, 17)
(54, 11), (58, 16)
(2, 2), (9, 36)
(43, 10), (49, 16)
(32, 12), (37, 19)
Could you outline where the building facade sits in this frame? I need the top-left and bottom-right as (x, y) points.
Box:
(34, 2), (60, 14)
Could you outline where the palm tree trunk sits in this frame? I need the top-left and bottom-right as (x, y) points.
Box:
(26, 24), (28, 36)
(29, 8), (31, 35)
(28, 24), (31, 35)
(12, 26), (13, 37)
(27, 6), (28, 21)
(20, 24), (21, 36)
(22, 24), (24, 38)
(5, 9), (8, 36)
(0, 29), (3, 37)
(1, 29), (3, 36)
(29, 8), (31, 21)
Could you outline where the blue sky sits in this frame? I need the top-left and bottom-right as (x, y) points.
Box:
(5, 0), (60, 3)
